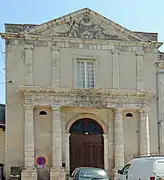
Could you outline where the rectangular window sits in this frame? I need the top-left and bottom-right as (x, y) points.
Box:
(76, 59), (95, 88)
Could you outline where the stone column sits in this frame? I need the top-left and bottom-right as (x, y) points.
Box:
(50, 105), (65, 180)
(64, 133), (71, 172)
(114, 108), (124, 171)
(108, 117), (114, 176)
(25, 44), (33, 85)
(136, 50), (144, 90)
(139, 108), (150, 155)
(103, 134), (109, 172)
(21, 104), (37, 180)
(51, 47), (60, 87)
(112, 50), (120, 89)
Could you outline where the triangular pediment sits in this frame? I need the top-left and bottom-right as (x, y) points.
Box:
(22, 8), (149, 41)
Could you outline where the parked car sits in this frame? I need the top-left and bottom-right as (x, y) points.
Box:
(70, 167), (110, 180)
(116, 155), (164, 180)
(70, 167), (80, 180)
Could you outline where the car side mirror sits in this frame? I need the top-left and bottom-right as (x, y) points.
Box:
(118, 170), (121, 174)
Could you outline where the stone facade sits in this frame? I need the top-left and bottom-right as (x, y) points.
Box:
(155, 57), (164, 154)
(1, 7), (163, 180)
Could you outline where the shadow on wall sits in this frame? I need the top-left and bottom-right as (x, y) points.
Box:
(0, 104), (5, 131)
(0, 104), (5, 165)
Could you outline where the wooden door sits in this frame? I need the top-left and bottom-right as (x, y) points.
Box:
(70, 134), (104, 174)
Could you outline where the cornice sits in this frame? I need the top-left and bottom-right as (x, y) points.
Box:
(154, 61), (164, 69)
(0, 33), (162, 48)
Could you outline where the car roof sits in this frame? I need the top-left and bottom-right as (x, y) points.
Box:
(75, 167), (105, 171)
(133, 156), (164, 161)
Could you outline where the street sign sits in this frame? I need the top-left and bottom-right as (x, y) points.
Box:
(36, 156), (46, 166)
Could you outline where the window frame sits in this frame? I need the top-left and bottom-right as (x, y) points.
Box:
(75, 57), (96, 89)
(121, 164), (131, 175)
(125, 112), (134, 118)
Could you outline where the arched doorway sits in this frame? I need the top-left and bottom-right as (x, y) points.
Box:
(69, 118), (104, 174)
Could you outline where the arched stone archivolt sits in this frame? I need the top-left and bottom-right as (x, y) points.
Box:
(65, 113), (107, 134)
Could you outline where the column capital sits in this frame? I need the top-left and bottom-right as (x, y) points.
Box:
(111, 49), (120, 56)
(23, 104), (34, 110)
(51, 104), (61, 111)
(114, 107), (124, 113)
(63, 133), (71, 142)
(64, 133), (71, 138)
(50, 45), (60, 52)
(24, 44), (34, 50)
(102, 133), (108, 139)
(139, 107), (150, 113)
(135, 50), (144, 56)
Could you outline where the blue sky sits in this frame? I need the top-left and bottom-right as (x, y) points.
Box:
(0, 0), (164, 104)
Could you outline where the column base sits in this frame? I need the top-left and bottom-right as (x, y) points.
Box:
(50, 167), (66, 180)
(21, 168), (37, 180)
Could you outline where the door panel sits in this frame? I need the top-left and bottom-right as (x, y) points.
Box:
(87, 143), (104, 168)
(70, 134), (104, 174)
(70, 134), (86, 171)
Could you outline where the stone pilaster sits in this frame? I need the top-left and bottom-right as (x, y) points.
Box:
(50, 105), (65, 180)
(23, 104), (35, 168)
(51, 105), (62, 167)
(21, 104), (37, 180)
(103, 134), (109, 172)
(51, 47), (60, 87)
(139, 108), (150, 155)
(136, 51), (144, 90)
(112, 50), (120, 89)
(160, 120), (164, 153)
(114, 108), (124, 170)
(25, 45), (33, 85)
(158, 80), (164, 154)
(108, 118), (114, 175)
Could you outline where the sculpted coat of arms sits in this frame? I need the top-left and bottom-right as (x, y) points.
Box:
(60, 13), (122, 40)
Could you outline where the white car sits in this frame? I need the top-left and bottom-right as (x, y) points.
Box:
(116, 156), (164, 180)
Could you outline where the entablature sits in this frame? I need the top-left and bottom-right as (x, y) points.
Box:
(18, 86), (156, 109)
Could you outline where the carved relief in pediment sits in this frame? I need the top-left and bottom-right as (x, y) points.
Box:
(55, 13), (123, 40)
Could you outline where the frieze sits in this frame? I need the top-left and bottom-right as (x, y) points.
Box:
(25, 95), (145, 109)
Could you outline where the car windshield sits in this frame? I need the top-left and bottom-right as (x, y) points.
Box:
(72, 168), (79, 177)
(78, 168), (108, 180)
